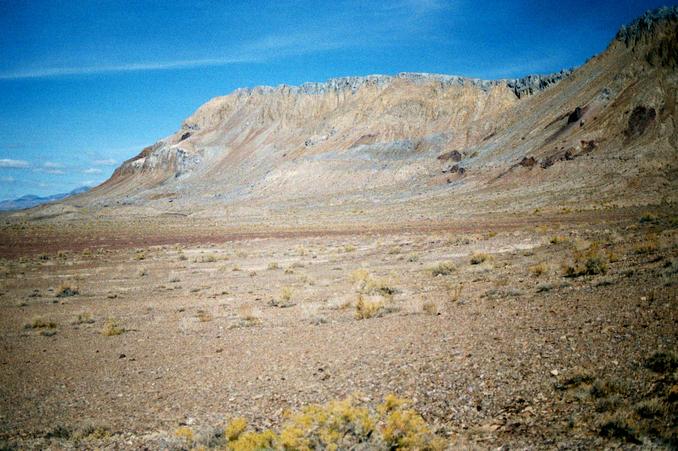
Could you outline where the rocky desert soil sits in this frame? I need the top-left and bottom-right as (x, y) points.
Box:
(0, 208), (676, 449)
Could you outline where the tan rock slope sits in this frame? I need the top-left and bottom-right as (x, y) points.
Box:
(59, 7), (678, 221)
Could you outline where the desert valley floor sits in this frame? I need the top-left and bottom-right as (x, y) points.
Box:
(0, 207), (676, 449)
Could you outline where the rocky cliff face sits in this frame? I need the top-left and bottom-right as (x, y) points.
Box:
(75, 7), (676, 220)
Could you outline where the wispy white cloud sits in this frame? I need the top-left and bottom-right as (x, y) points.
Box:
(0, 56), (255, 80)
(0, 176), (15, 183)
(43, 161), (64, 169)
(82, 168), (103, 174)
(0, 2), (448, 81)
(92, 158), (117, 166)
(0, 158), (29, 168)
(32, 164), (66, 174)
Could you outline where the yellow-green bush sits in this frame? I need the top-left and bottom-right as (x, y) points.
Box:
(219, 395), (445, 450)
(351, 269), (397, 297)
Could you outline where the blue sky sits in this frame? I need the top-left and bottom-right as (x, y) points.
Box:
(0, 0), (675, 199)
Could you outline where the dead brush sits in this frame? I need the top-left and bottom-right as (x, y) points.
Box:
(101, 318), (125, 336)
(72, 312), (95, 325)
(351, 269), (398, 297)
(355, 294), (384, 320)
(429, 261), (455, 276)
(634, 234), (659, 254)
(446, 282), (463, 302)
(237, 304), (261, 325)
(195, 309), (213, 322)
(529, 262), (548, 277)
(470, 252), (492, 265)
(563, 242), (608, 277)
(550, 235), (567, 245)
(301, 303), (327, 325)
(25, 317), (57, 329)
(56, 281), (79, 297)
(422, 300), (439, 315)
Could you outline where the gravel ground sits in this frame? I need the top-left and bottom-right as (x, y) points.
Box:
(0, 212), (676, 449)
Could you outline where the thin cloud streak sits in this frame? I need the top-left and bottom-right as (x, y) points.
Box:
(0, 159), (30, 168)
(0, 56), (255, 80)
(0, 2), (443, 81)
(43, 162), (64, 168)
(0, 31), (349, 80)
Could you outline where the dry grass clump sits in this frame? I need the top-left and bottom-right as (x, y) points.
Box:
(175, 425), (193, 439)
(73, 422), (112, 441)
(199, 254), (218, 263)
(563, 243), (608, 277)
(634, 398), (666, 419)
(351, 269), (398, 297)
(218, 395), (445, 450)
(196, 309), (213, 322)
(269, 286), (295, 307)
(301, 303), (326, 325)
(529, 262), (548, 277)
(101, 318), (125, 336)
(639, 212), (659, 224)
(447, 282), (463, 302)
(237, 304), (261, 326)
(557, 368), (594, 389)
(281, 286), (293, 302)
(634, 235), (658, 254)
(134, 250), (145, 260)
(422, 300), (439, 315)
(72, 312), (95, 325)
(267, 262), (280, 270)
(561, 351), (678, 445)
(597, 413), (640, 443)
(56, 281), (79, 297)
(355, 294), (384, 320)
(550, 235), (567, 245)
(429, 261), (456, 276)
(326, 296), (353, 310)
(644, 351), (678, 373)
(343, 244), (356, 253)
(350, 268), (369, 283)
(24, 317), (57, 329)
(469, 252), (491, 265)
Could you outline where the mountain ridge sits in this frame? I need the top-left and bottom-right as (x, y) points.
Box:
(0, 186), (90, 212)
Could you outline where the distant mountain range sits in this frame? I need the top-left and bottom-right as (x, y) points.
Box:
(0, 186), (90, 211)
